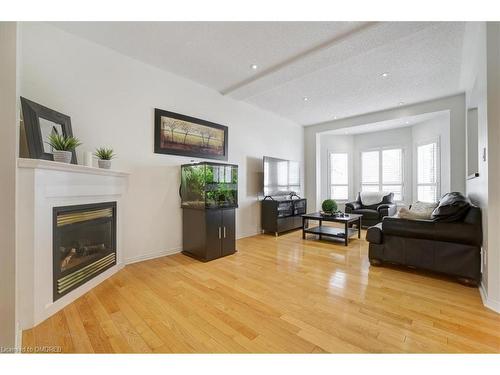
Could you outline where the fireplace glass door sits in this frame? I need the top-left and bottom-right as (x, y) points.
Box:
(53, 202), (117, 300)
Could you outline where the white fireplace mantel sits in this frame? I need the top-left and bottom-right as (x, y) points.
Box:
(17, 158), (130, 329)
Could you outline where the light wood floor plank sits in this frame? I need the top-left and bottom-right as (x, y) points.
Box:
(22, 229), (500, 353)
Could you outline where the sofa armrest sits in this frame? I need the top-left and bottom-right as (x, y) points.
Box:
(382, 217), (481, 246)
(345, 201), (361, 212)
(377, 203), (397, 217)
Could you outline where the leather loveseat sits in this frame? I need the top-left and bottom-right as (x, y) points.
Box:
(366, 192), (482, 285)
(345, 192), (397, 227)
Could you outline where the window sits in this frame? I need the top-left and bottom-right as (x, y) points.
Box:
(417, 141), (440, 202)
(329, 153), (349, 200)
(361, 148), (404, 201)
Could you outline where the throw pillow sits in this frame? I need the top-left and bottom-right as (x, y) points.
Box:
(431, 192), (471, 222)
(396, 201), (438, 220)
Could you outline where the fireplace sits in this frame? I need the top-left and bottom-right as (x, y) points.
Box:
(53, 201), (117, 301)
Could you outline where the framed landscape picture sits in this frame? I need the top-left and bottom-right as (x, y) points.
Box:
(154, 108), (228, 161)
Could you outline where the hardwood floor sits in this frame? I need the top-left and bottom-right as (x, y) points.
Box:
(23, 227), (500, 353)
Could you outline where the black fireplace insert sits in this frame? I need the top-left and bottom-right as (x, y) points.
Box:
(53, 201), (117, 301)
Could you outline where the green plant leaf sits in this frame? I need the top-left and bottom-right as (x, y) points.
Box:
(94, 147), (115, 160)
(46, 134), (82, 151)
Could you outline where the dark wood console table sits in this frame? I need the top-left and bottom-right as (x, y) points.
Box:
(301, 212), (362, 246)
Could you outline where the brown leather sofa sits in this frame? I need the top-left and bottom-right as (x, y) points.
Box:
(345, 192), (397, 227)
(366, 193), (482, 285)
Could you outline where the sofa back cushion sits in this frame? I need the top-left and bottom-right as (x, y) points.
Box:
(359, 192), (394, 208)
(431, 192), (471, 222)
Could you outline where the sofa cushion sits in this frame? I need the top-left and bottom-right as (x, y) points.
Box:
(352, 208), (380, 220)
(366, 223), (383, 244)
(431, 192), (471, 222)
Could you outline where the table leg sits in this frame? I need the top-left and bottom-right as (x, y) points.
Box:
(358, 217), (361, 238)
(344, 221), (348, 246)
(319, 219), (322, 240)
(302, 217), (306, 239)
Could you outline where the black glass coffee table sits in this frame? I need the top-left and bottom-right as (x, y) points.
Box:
(301, 212), (362, 246)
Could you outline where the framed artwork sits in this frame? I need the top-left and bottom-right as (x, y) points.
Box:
(20, 97), (78, 164)
(154, 108), (228, 161)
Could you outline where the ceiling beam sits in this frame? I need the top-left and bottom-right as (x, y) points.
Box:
(220, 21), (379, 96)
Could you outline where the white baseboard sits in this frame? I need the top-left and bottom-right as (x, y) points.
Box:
(236, 230), (261, 240)
(124, 247), (182, 265)
(15, 321), (22, 352)
(479, 282), (500, 313)
(123, 231), (262, 265)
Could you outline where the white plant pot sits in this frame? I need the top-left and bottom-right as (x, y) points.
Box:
(52, 150), (72, 164)
(98, 159), (112, 169)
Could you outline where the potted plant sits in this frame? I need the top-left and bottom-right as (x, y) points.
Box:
(94, 147), (115, 169)
(47, 134), (81, 164)
(321, 199), (338, 216)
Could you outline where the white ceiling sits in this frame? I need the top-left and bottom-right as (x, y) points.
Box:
(323, 111), (450, 136)
(50, 21), (468, 126)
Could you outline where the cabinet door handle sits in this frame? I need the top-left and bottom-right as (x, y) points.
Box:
(218, 227), (221, 239)
(223, 226), (226, 238)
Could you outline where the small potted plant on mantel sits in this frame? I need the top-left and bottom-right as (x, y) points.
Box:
(47, 134), (81, 164)
(94, 147), (116, 169)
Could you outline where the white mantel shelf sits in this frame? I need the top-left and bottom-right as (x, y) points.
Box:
(17, 158), (130, 177)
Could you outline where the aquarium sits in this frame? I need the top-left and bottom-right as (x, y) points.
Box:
(180, 162), (238, 209)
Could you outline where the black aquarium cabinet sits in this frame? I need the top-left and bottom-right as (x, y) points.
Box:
(182, 208), (236, 261)
(180, 162), (238, 261)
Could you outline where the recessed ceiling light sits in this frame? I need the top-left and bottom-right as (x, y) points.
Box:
(381, 72), (389, 78)
(250, 64), (258, 70)
(333, 116), (337, 120)
(405, 121), (410, 124)
(303, 97), (309, 102)
(399, 101), (405, 106)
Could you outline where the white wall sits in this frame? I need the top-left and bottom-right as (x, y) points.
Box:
(484, 22), (500, 312)
(464, 22), (493, 309)
(0, 22), (18, 348)
(305, 94), (466, 211)
(19, 22), (303, 263)
(319, 116), (450, 208)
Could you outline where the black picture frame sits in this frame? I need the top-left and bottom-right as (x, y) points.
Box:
(154, 108), (228, 161)
(20, 97), (78, 164)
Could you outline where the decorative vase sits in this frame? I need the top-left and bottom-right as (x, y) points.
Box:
(52, 150), (72, 164)
(98, 159), (111, 169)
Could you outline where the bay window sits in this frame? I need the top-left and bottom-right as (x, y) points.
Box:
(361, 148), (404, 201)
(417, 141), (440, 202)
(329, 152), (349, 201)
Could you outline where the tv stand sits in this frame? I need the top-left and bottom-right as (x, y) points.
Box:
(261, 196), (307, 236)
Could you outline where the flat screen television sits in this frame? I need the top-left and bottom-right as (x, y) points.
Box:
(263, 156), (302, 198)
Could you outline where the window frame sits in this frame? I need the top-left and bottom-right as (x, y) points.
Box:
(415, 137), (441, 203)
(360, 146), (405, 202)
(327, 151), (349, 202)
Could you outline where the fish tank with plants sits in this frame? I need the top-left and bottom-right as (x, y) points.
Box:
(180, 162), (238, 209)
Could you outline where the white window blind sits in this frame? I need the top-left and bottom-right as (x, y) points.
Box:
(361, 148), (404, 201)
(329, 153), (349, 200)
(417, 142), (439, 202)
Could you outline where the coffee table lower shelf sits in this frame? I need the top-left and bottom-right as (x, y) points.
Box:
(303, 226), (358, 243)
